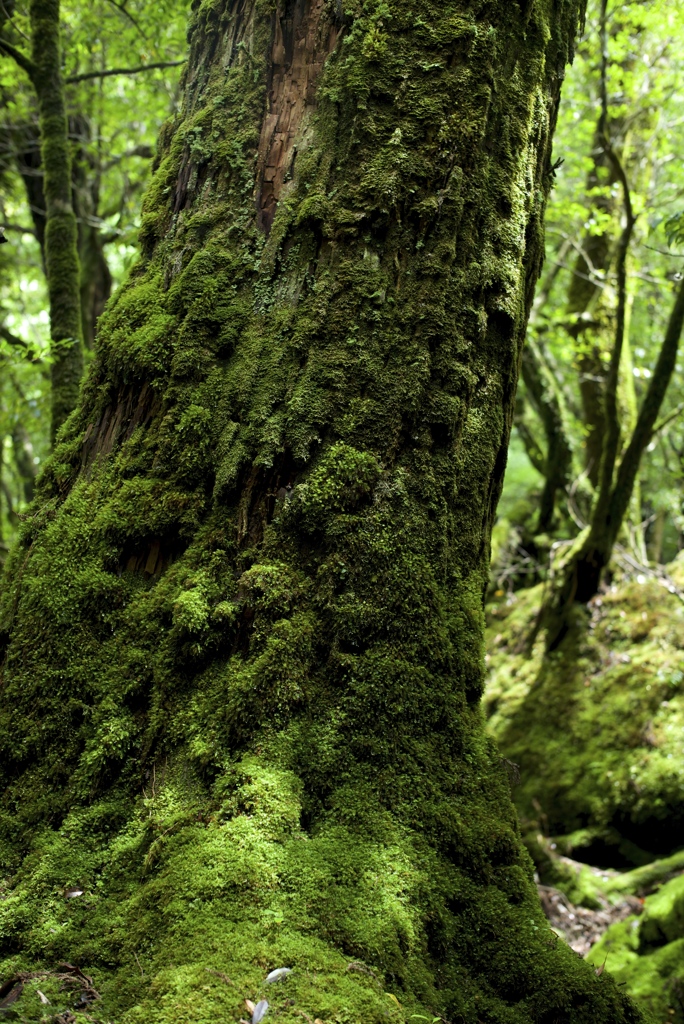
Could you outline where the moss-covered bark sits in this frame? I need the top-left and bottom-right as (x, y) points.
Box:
(0, 2), (642, 1021)
(28, 0), (84, 439)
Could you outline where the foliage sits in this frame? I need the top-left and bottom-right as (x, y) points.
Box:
(0, 0), (188, 554)
(500, 0), (684, 598)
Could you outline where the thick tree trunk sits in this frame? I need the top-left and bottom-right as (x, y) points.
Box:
(0, 2), (640, 1022)
(29, 0), (84, 439)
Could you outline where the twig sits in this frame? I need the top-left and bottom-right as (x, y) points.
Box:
(205, 968), (234, 987)
(103, 0), (148, 39)
(0, 35), (35, 80)
(612, 543), (684, 604)
(66, 59), (185, 84)
(642, 243), (684, 258)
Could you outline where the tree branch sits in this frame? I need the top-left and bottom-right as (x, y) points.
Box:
(0, 221), (38, 237)
(0, 325), (42, 363)
(653, 401), (684, 437)
(0, 325), (31, 350)
(103, 0), (148, 39)
(0, 35), (35, 80)
(609, 275), (684, 536)
(521, 337), (574, 533)
(66, 59), (185, 84)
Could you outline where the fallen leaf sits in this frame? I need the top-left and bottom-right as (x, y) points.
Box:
(245, 999), (256, 1014)
(253, 998), (269, 1023)
(37, 989), (51, 1005)
(265, 967), (292, 984)
(386, 992), (402, 1008)
(64, 888), (84, 900)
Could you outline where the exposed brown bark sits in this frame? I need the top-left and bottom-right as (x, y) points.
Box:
(256, 0), (341, 231)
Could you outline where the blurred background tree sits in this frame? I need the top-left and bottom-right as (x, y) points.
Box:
(0, 0), (188, 563)
(494, 0), (684, 607)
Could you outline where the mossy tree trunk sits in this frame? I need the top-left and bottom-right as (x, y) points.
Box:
(546, 274), (684, 648)
(28, 0), (84, 439)
(0, 2), (641, 1022)
(7, 116), (113, 349)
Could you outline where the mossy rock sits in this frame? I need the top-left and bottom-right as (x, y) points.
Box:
(587, 870), (684, 1022)
(486, 563), (684, 865)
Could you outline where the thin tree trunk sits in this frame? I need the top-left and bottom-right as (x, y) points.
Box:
(521, 337), (573, 533)
(0, 3), (641, 1021)
(29, 0), (84, 439)
(546, 273), (684, 647)
(11, 422), (37, 504)
(8, 117), (113, 347)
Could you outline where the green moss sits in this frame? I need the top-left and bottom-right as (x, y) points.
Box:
(0, 1), (641, 1023)
(587, 871), (684, 1022)
(29, 0), (85, 438)
(486, 568), (684, 864)
(485, 569), (684, 1019)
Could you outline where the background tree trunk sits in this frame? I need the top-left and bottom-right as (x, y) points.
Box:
(521, 337), (573, 533)
(8, 116), (113, 348)
(29, 0), (84, 439)
(0, 2), (641, 1022)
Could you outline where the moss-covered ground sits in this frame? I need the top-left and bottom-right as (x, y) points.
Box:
(486, 561), (684, 1019)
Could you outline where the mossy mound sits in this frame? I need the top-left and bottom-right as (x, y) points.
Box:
(486, 560), (684, 867)
(586, 864), (684, 1021)
(486, 564), (684, 1019)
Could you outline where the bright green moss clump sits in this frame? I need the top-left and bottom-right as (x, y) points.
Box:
(0, 0), (642, 1022)
(586, 869), (684, 1020)
(486, 565), (684, 867)
(486, 566), (684, 1019)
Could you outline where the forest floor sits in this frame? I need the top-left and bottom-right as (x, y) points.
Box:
(485, 557), (684, 1019)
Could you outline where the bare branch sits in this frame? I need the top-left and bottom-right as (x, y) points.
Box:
(0, 34), (35, 80)
(103, 0), (148, 39)
(66, 60), (185, 85)
(0, 221), (37, 237)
